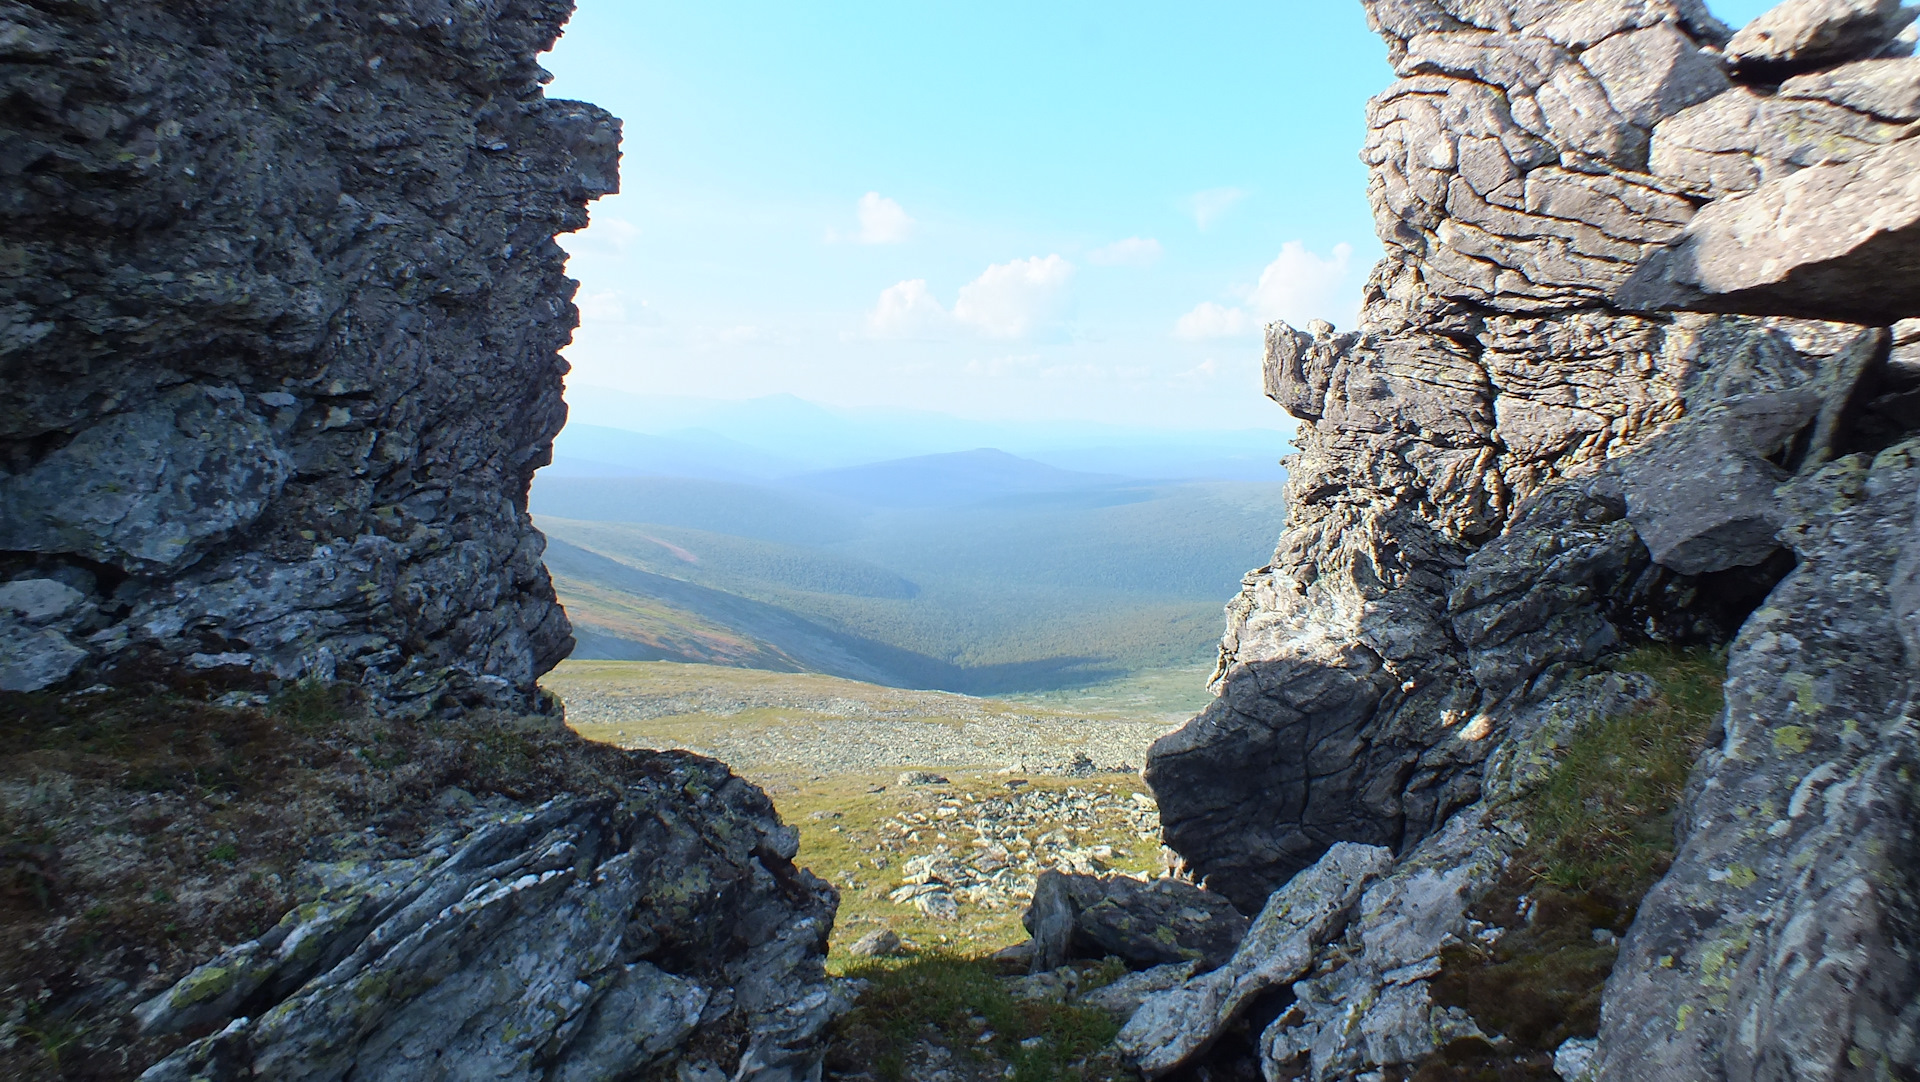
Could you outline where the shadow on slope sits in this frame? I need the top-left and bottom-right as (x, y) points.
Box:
(546, 540), (1126, 696)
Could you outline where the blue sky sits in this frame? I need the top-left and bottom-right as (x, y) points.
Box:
(544, 0), (1778, 429)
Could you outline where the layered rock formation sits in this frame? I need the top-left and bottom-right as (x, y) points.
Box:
(1, 4), (847, 1081)
(1140, 0), (1920, 1078)
(1, 0), (612, 713)
(135, 761), (846, 1082)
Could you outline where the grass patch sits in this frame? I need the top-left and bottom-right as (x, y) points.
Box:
(1424, 644), (1728, 1080)
(1524, 644), (1727, 897)
(826, 953), (1136, 1082)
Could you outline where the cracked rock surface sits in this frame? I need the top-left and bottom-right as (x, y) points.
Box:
(1139, 1), (1920, 1079)
(134, 762), (846, 1082)
(1, 0), (616, 711)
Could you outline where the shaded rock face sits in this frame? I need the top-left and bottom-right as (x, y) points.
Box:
(0, 0), (617, 710)
(1141, 0), (1920, 1078)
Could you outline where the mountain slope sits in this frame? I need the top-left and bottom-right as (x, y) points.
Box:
(789, 448), (1128, 508)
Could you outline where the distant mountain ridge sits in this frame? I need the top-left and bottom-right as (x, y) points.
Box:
(789, 448), (1129, 509)
(554, 386), (1294, 482)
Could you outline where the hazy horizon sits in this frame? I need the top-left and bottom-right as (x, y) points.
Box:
(540, 1), (1779, 432)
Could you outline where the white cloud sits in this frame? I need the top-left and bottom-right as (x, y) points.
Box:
(1088, 237), (1163, 267)
(952, 255), (1074, 339)
(866, 255), (1075, 341)
(867, 278), (951, 339)
(1248, 241), (1355, 325)
(1188, 187), (1248, 230)
(1174, 301), (1253, 340)
(1173, 241), (1358, 339)
(857, 192), (914, 244)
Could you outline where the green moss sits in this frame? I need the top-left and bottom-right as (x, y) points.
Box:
(1771, 725), (1812, 755)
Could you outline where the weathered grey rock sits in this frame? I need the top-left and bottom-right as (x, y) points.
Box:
(0, 578), (85, 624)
(0, 0), (616, 708)
(1148, 2), (1920, 1079)
(847, 929), (901, 958)
(1610, 390), (1820, 574)
(1556, 1037), (1602, 1081)
(1649, 86), (1917, 199)
(1596, 441), (1920, 1082)
(1114, 842), (1394, 1077)
(0, 388), (294, 575)
(1022, 871), (1249, 974)
(1621, 136), (1920, 323)
(1780, 56), (1920, 118)
(1080, 962), (1198, 1019)
(1725, 0), (1914, 74)
(0, 615), (89, 692)
(1448, 483), (1642, 695)
(138, 761), (845, 1082)
(1581, 21), (1734, 130)
(1263, 319), (1358, 421)
(1260, 808), (1515, 1081)
(1356, 2), (1734, 311)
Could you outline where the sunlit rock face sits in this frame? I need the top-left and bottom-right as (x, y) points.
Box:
(1140, 0), (1920, 1078)
(0, 0), (619, 711)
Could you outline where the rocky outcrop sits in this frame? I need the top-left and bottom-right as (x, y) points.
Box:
(0, 0), (615, 712)
(137, 771), (845, 1082)
(1139, 0), (1920, 1079)
(1594, 440), (1920, 1082)
(1, 5), (849, 1081)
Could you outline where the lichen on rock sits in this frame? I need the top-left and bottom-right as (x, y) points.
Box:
(1136, 1), (1920, 1079)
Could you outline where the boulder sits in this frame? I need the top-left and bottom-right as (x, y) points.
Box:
(1779, 55), (1920, 118)
(1649, 86), (1915, 199)
(1618, 137), (1920, 324)
(1725, 0), (1914, 75)
(0, 617), (88, 693)
(1080, 962), (1198, 1019)
(1608, 390), (1822, 575)
(1144, 644), (1406, 913)
(1580, 21), (1733, 130)
(846, 929), (901, 958)
(1022, 872), (1249, 974)
(0, 578), (86, 624)
(1114, 843), (1394, 1077)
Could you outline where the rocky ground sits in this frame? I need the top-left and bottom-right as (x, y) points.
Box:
(545, 660), (1184, 958)
(550, 660), (1183, 779)
(546, 660), (1196, 1082)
